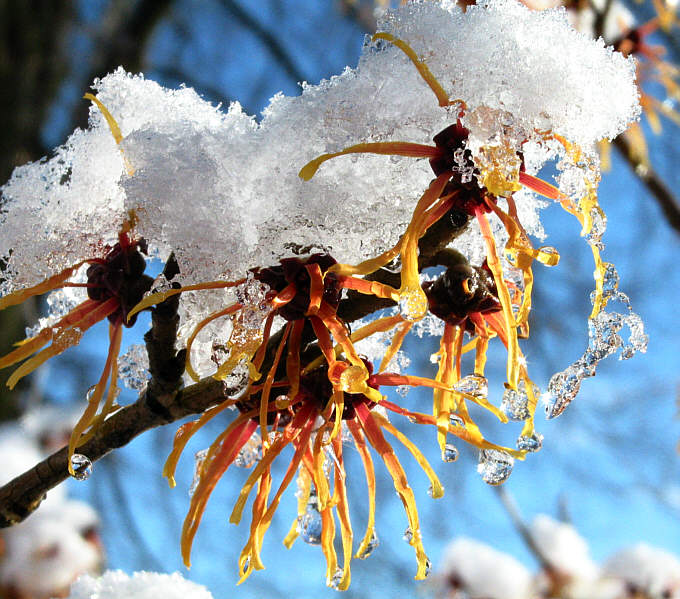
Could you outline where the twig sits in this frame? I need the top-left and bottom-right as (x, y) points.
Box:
(218, 0), (307, 85)
(493, 485), (552, 571)
(0, 204), (471, 526)
(613, 135), (680, 235)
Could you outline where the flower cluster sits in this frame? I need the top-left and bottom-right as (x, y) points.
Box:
(0, 0), (647, 590)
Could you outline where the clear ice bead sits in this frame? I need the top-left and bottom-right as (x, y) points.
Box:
(398, 287), (428, 321)
(70, 453), (92, 481)
(449, 414), (465, 427)
(329, 568), (344, 590)
(403, 526), (413, 543)
(516, 432), (543, 452)
(455, 374), (488, 399)
(189, 449), (208, 497)
(357, 530), (379, 559)
(501, 380), (538, 421)
(117, 344), (150, 390)
(299, 495), (323, 545)
(235, 432), (262, 468)
(477, 449), (514, 485)
(545, 366), (583, 419)
(442, 443), (459, 462)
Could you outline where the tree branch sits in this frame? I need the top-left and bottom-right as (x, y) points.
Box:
(218, 0), (307, 85)
(613, 135), (680, 234)
(0, 203), (471, 526)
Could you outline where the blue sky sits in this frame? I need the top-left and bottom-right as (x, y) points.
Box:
(34, 0), (680, 596)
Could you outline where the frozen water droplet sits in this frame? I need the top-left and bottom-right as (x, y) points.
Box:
(424, 558), (432, 578)
(477, 450), (514, 485)
(241, 558), (250, 575)
(501, 381), (538, 421)
(222, 360), (251, 398)
(545, 365), (583, 419)
(189, 449), (208, 497)
(85, 385), (97, 402)
(149, 274), (172, 295)
(586, 207), (607, 249)
(517, 432), (543, 452)
(596, 262), (619, 302)
(396, 385), (410, 398)
(442, 443), (459, 463)
(455, 374), (488, 399)
(274, 394), (290, 409)
(448, 99), (466, 118)
(235, 432), (262, 468)
(357, 530), (379, 559)
(403, 526), (413, 543)
(536, 246), (559, 267)
(429, 352), (441, 364)
(70, 453), (92, 481)
(398, 287), (428, 321)
(449, 414), (464, 427)
(299, 495), (323, 545)
(117, 343), (150, 390)
(427, 483), (441, 497)
(329, 567), (344, 590)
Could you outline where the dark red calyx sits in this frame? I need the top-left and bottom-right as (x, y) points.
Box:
(423, 261), (501, 330)
(252, 253), (341, 322)
(86, 237), (153, 326)
(429, 121), (475, 178)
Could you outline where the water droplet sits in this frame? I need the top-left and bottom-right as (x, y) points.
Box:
(357, 530), (379, 559)
(398, 287), (428, 321)
(274, 394), (290, 409)
(149, 274), (172, 295)
(545, 365), (583, 419)
(424, 558), (432, 578)
(396, 385), (410, 398)
(536, 246), (559, 267)
(455, 374), (488, 399)
(299, 495), (323, 545)
(403, 526), (413, 543)
(235, 432), (262, 468)
(189, 449), (208, 496)
(85, 385), (97, 402)
(449, 414), (464, 427)
(329, 567), (344, 590)
(241, 558), (250, 575)
(600, 262), (619, 300)
(70, 453), (92, 481)
(117, 343), (150, 390)
(442, 443), (459, 462)
(501, 383), (533, 421)
(586, 206), (607, 248)
(517, 432), (543, 452)
(477, 450), (514, 485)
(221, 360), (251, 398)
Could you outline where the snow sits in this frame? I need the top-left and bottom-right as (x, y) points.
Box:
(0, 0), (639, 296)
(603, 543), (680, 598)
(438, 537), (532, 599)
(65, 571), (214, 599)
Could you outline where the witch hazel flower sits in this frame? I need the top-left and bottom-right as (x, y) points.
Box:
(0, 0), (646, 591)
(300, 0), (644, 439)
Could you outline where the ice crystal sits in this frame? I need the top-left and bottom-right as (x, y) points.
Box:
(0, 0), (638, 295)
(117, 344), (150, 391)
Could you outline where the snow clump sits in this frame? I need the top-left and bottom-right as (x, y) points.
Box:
(0, 0), (639, 295)
(65, 570), (214, 599)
